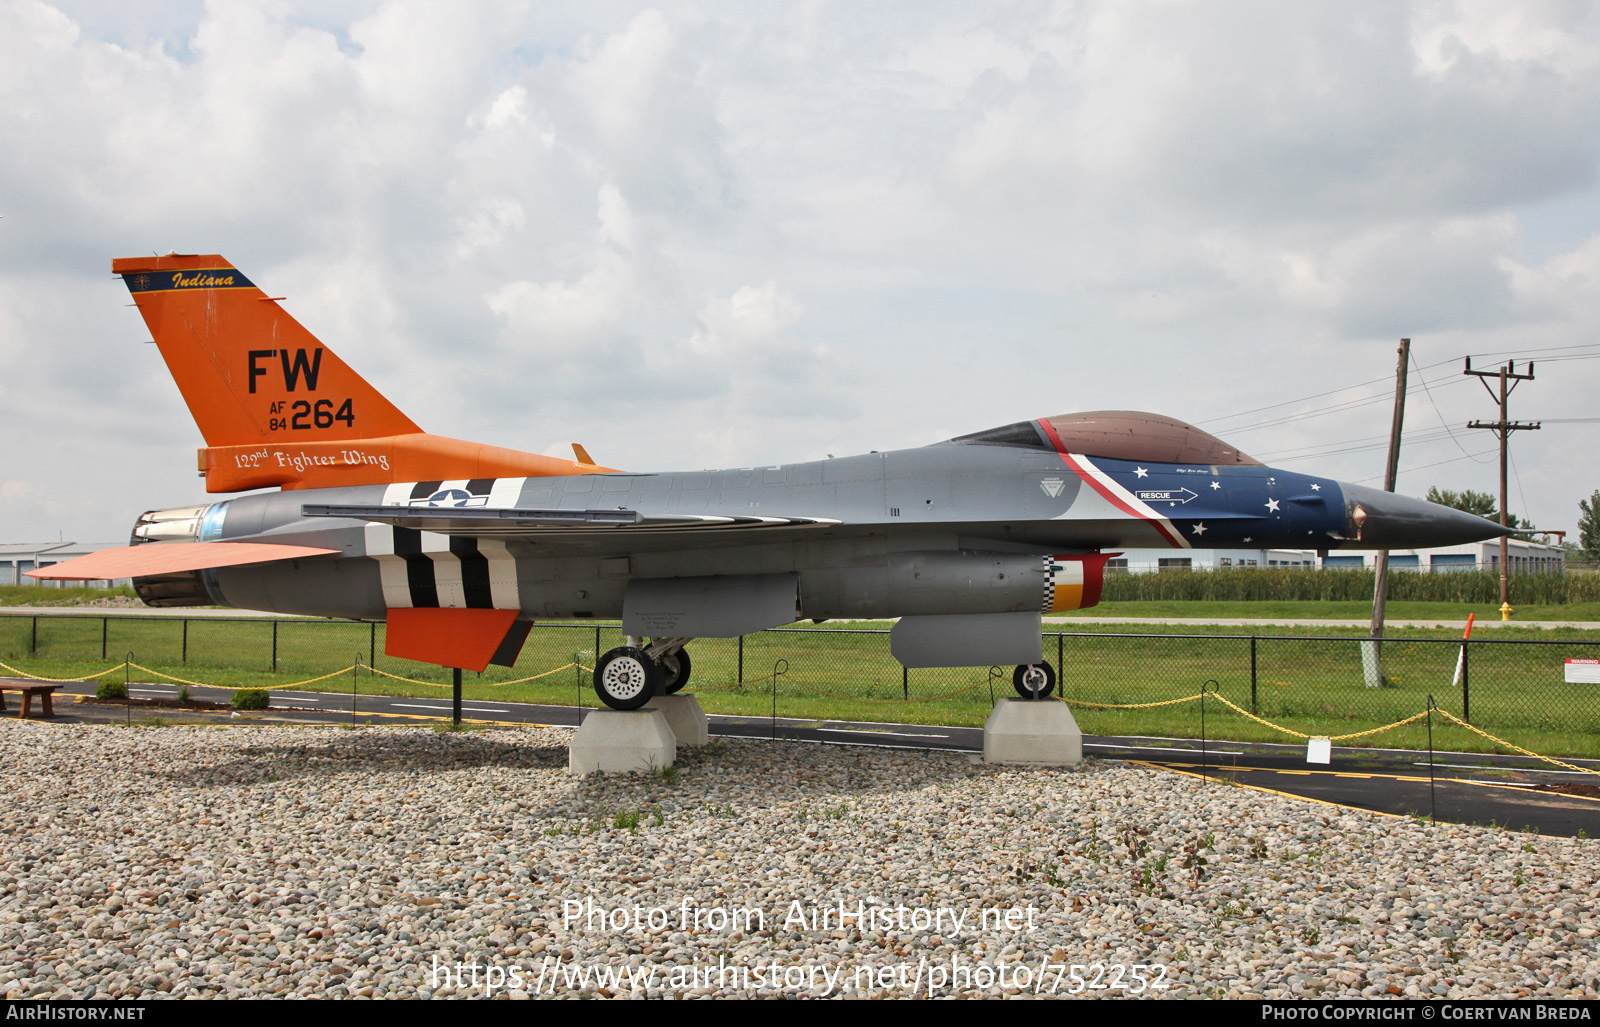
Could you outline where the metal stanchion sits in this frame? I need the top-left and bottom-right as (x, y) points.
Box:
(770, 659), (788, 740)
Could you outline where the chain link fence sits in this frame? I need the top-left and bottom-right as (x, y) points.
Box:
(4, 614), (1598, 746)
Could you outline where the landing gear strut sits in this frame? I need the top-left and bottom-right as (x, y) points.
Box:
(1013, 661), (1056, 700)
(657, 648), (693, 694)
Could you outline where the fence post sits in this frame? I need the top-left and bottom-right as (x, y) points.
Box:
(1056, 632), (1063, 679)
(1250, 637), (1258, 715)
(272, 621), (279, 673)
(1461, 641), (1470, 723)
(369, 622), (376, 667)
(902, 665), (908, 701)
(1426, 694), (1437, 825)
(738, 635), (744, 686)
(182, 619), (189, 664)
(101, 617), (108, 661)
(30, 616), (37, 656)
(770, 659), (789, 741)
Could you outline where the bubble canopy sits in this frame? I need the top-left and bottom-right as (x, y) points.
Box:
(943, 411), (1260, 467)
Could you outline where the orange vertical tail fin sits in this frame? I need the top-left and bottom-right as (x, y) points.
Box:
(113, 254), (613, 492)
(114, 254), (422, 447)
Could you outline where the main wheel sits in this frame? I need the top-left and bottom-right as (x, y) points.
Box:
(1013, 662), (1056, 700)
(658, 648), (692, 694)
(594, 647), (661, 711)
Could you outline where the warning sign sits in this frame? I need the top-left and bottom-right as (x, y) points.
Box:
(1564, 658), (1600, 684)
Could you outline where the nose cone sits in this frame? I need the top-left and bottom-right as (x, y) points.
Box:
(1340, 483), (1513, 549)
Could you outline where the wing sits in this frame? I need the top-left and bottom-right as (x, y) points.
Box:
(25, 542), (339, 580)
(300, 504), (842, 539)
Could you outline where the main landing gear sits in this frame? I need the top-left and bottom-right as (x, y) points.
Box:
(1013, 661), (1056, 700)
(593, 637), (695, 710)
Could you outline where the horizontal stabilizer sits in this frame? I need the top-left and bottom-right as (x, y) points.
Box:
(385, 608), (527, 672)
(302, 504), (840, 538)
(25, 542), (339, 581)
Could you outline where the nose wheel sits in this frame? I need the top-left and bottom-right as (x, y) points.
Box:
(1013, 661), (1056, 700)
(594, 647), (662, 710)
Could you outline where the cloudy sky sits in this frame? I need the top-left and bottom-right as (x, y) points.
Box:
(3, 0), (1598, 545)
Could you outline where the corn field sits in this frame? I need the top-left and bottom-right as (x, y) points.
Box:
(1101, 567), (1600, 604)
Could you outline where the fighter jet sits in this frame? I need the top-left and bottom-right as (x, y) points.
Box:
(33, 254), (1508, 709)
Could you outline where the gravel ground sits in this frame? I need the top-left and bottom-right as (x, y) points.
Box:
(2, 720), (1596, 1000)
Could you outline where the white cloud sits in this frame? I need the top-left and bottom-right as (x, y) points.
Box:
(3, 1), (1600, 538)
(689, 281), (801, 359)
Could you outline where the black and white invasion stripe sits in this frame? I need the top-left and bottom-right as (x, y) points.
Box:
(365, 478), (526, 609)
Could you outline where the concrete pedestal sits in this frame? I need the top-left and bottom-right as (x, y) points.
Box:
(569, 708), (676, 775)
(982, 698), (1083, 766)
(649, 693), (709, 746)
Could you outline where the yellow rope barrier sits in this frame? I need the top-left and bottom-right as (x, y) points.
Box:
(1434, 709), (1600, 777)
(1322, 710), (1436, 743)
(360, 663), (583, 688)
(491, 664), (583, 686)
(1064, 693), (1205, 710)
(127, 663), (365, 690)
(280, 666), (362, 688)
(0, 659), (128, 682)
(1203, 692), (1437, 743)
(6, 652), (1598, 778)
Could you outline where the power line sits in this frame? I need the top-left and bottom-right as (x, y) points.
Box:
(1410, 349), (1484, 463)
(1353, 449), (1499, 484)
(1252, 425), (1470, 462)
(1215, 377), (1472, 437)
(1199, 343), (1600, 435)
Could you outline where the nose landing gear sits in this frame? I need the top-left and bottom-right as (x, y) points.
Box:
(1012, 661), (1056, 700)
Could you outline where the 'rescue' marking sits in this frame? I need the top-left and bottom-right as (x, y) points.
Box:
(1135, 488), (1197, 505)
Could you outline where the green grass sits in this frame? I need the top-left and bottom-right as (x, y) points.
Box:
(0, 584), (140, 607)
(7, 611), (1600, 759)
(1101, 567), (1600, 605)
(1054, 600), (1600, 622)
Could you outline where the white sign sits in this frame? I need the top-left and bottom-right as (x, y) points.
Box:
(1565, 659), (1600, 684)
(1306, 737), (1332, 764)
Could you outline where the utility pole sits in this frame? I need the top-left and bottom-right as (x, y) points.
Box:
(1464, 358), (1540, 619)
(1370, 338), (1410, 645)
(1363, 339), (1410, 688)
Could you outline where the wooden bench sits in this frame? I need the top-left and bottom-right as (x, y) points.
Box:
(0, 680), (63, 719)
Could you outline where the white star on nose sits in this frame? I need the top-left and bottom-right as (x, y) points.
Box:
(1210, 481), (1221, 490)
(1265, 498), (1281, 513)
(1310, 483), (1321, 491)
(1134, 467), (1149, 478)
(1191, 522), (1207, 536)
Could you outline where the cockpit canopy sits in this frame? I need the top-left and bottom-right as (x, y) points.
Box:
(944, 411), (1259, 466)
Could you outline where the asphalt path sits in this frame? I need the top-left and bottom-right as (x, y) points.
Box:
(27, 677), (1600, 839)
